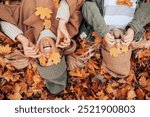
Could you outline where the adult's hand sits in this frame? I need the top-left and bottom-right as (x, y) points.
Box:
(16, 34), (41, 58)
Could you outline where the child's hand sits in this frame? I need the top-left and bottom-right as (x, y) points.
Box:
(38, 37), (58, 58)
(56, 19), (71, 48)
(16, 34), (41, 58)
(104, 32), (116, 48)
(123, 28), (135, 46)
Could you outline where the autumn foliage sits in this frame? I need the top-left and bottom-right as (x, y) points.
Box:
(0, 22), (150, 100)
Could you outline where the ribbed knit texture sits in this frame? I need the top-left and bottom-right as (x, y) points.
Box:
(56, 0), (70, 22)
(0, 21), (23, 41)
(104, 0), (137, 29)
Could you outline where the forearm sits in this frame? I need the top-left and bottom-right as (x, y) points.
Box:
(127, 3), (150, 34)
(82, 1), (109, 37)
(0, 21), (23, 42)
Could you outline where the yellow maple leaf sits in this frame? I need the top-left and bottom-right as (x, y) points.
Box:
(109, 47), (118, 57)
(0, 44), (11, 54)
(121, 45), (128, 53)
(35, 6), (43, 16)
(43, 19), (51, 29)
(35, 6), (53, 20)
(49, 52), (61, 65)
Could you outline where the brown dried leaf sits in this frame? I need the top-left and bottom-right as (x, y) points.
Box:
(127, 90), (136, 100)
(8, 93), (22, 100)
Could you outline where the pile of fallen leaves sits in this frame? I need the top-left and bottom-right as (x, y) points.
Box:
(0, 25), (150, 100)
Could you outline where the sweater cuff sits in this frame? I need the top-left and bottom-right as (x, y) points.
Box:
(56, 0), (70, 22)
(0, 21), (23, 42)
(127, 21), (141, 34)
(37, 29), (56, 45)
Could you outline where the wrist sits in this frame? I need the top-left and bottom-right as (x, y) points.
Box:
(127, 28), (135, 35)
(16, 34), (29, 45)
(59, 19), (67, 25)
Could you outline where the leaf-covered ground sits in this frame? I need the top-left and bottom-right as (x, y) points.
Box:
(0, 25), (150, 100)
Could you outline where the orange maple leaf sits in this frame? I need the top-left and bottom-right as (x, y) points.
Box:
(49, 52), (61, 65)
(69, 68), (90, 79)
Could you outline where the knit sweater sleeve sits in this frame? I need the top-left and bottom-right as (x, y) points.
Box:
(0, 21), (23, 42)
(37, 0), (70, 44)
(127, 3), (150, 34)
(56, 0), (70, 22)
